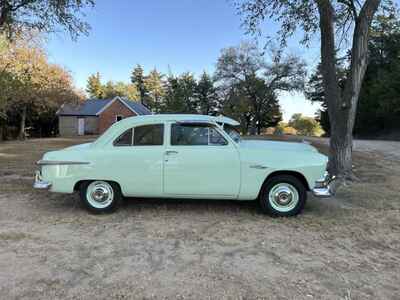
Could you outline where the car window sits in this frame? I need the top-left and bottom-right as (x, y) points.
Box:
(134, 124), (164, 146)
(113, 128), (133, 146)
(113, 124), (164, 146)
(171, 124), (227, 146)
(223, 124), (241, 143)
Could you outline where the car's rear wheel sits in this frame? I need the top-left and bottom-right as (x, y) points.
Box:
(80, 180), (121, 213)
(259, 175), (307, 217)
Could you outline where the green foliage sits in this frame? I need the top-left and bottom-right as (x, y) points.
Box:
(196, 71), (218, 115)
(143, 69), (165, 113)
(306, 8), (400, 137)
(163, 73), (186, 113)
(288, 113), (324, 136)
(130, 64), (147, 104)
(86, 73), (139, 100)
(215, 42), (304, 134)
(355, 9), (400, 135)
(82, 42), (304, 136)
(273, 122), (298, 135)
(103, 81), (139, 100)
(0, 0), (95, 40)
(86, 72), (105, 98)
(0, 33), (82, 138)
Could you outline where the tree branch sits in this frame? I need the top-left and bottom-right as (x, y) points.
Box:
(342, 0), (381, 114)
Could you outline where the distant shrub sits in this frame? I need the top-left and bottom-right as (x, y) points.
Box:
(273, 122), (287, 135)
(288, 113), (324, 137)
(283, 126), (297, 135)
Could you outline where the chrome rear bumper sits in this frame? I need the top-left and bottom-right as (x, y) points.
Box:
(312, 172), (333, 198)
(33, 171), (52, 189)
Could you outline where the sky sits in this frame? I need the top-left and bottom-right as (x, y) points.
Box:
(46, 0), (321, 121)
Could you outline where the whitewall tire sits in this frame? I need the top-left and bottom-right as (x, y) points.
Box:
(80, 180), (121, 213)
(259, 175), (307, 217)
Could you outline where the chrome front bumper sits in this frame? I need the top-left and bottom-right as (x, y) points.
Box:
(33, 170), (52, 189)
(312, 172), (333, 198)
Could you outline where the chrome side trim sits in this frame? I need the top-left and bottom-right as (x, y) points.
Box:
(249, 164), (269, 170)
(36, 160), (90, 166)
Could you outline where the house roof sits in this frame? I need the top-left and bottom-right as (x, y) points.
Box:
(56, 96), (152, 116)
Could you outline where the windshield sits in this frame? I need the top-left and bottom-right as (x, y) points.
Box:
(223, 124), (241, 143)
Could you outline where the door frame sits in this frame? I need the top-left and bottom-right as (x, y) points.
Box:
(162, 121), (240, 198)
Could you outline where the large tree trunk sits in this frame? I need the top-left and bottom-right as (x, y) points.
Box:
(317, 0), (381, 192)
(18, 105), (27, 140)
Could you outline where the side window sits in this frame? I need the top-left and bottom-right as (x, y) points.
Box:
(113, 128), (133, 146)
(171, 124), (227, 146)
(134, 124), (164, 146)
(209, 127), (227, 145)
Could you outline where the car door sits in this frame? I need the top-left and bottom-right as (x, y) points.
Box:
(109, 123), (165, 197)
(163, 122), (241, 198)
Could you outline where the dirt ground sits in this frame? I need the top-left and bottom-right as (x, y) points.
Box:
(0, 136), (399, 299)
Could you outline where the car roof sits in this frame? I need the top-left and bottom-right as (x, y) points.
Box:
(117, 114), (239, 126)
(92, 114), (239, 147)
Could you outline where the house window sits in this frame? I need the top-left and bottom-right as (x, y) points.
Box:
(115, 115), (123, 122)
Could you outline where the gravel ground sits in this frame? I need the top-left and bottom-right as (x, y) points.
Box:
(306, 136), (400, 161)
(0, 137), (399, 299)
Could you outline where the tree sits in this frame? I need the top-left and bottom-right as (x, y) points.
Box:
(237, 0), (386, 190)
(288, 113), (324, 136)
(130, 64), (147, 104)
(177, 72), (197, 113)
(220, 87), (253, 134)
(355, 9), (400, 135)
(0, 0), (94, 40)
(143, 68), (165, 113)
(102, 80), (139, 100)
(0, 34), (81, 139)
(306, 8), (400, 137)
(86, 72), (104, 99)
(215, 42), (305, 134)
(163, 73), (186, 113)
(196, 71), (218, 115)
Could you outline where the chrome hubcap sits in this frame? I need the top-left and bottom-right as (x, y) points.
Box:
(268, 183), (299, 212)
(86, 181), (114, 209)
(91, 187), (109, 203)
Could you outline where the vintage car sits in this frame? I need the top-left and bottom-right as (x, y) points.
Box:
(34, 114), (332, 216)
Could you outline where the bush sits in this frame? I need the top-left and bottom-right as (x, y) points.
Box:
(273, 122), (287, 135)
(288, 113), (324, 136)
(283, 126), (297, 135)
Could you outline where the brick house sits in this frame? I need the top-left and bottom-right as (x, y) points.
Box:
(56, 96), (151, 136)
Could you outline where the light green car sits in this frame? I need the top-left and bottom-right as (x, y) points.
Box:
(34, 114), (332, 216)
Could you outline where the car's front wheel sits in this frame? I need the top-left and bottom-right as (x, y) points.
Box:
(80, 180), (121, 213)
(259, 175), (307, 217)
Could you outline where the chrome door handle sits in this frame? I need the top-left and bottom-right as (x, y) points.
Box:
(165, 150), (178, 155)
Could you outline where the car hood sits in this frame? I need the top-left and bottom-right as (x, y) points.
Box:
(239, 139), (318, 152)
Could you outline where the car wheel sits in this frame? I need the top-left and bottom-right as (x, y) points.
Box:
(80, 180), (121, 213)
(259, 175), (307, 217)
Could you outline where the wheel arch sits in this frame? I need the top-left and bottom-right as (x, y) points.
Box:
(261, 170), (310, 193)
(74, 179), (123, 194)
